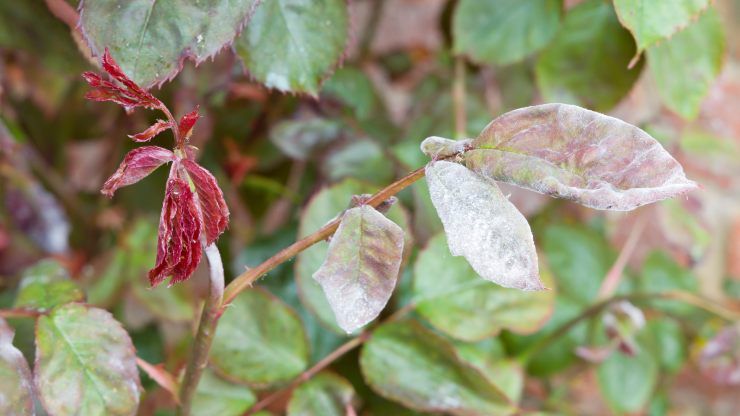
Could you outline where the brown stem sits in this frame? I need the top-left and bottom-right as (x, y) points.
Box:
(246, 332), (371, 415)
(453, 57), (467, 139)
(0, 308), (40, 319)
(177, 243), (224, 415)
(222, 166), (427, 307)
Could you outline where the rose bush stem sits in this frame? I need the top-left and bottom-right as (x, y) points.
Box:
(177, 243), (224, 415)
(221, 165), (428, 308)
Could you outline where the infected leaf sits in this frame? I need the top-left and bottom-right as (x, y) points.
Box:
(313, 205), (405, 333)
(14, 259), (84, 312)
(128, 120), (171, 142)
(101, 146), (175, 197)
(182, 159), (229, 245)
(420, 136), (471, 159)
(463, 103), (698, 211)
(35, 304), (140, 416)
(149, 177), (203, 286)
(425, 161), (542, 291)
(0, 318), (34, 416)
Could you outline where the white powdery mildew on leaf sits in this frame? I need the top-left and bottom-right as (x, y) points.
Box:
(420, 136), (472, 159)
(313, 205), (405, 333)
(425, 161), (543, 291)
(0, 319), (34, 416)
(464, 103), (698, 211)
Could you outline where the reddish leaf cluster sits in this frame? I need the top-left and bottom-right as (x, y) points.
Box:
(85, 49), (229, 286)
(149, 177), (203, 286)
(82, 49), (162, 111)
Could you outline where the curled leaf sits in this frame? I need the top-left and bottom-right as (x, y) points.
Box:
(182, 159), (229, 245)
(101, 146), (175, 197)
(149, 177), (203, 286)
(82, 48), (161, 110)
(425, 161), (542, 291)
(420, 136), (472, 159)
(463, 103), (698, 211)
(128, 120), (171, 142)
(178, 106), (200, 142)
(313, 205), (405, 333)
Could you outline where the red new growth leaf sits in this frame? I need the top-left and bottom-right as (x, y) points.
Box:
(101, 146), (175, 197)
(182, 159), (229, 245)
(149, 177), (203, 286)
(178, 106), (200, 142)
(129, 120), (172, 142)
(82, 48), (161, 111)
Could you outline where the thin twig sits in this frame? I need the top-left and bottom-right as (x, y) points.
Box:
(0, 308), (40, 319)
(597, 215), (646, 299)
(452, 57), (467, 139)
(246, 332), (371, 415)
(222, 166), (428, 308)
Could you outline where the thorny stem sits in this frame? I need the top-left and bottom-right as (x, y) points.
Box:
(177, 243), (224, 415)
(222, 165), (428, 308)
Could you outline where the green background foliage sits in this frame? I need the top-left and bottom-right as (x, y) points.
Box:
(1, 0), (738, 415)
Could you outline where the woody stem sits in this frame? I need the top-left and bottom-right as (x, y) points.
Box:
(177, 243), (224, 415)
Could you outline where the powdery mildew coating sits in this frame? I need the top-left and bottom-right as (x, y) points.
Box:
(313, 205), (405, 333)
(464, 103), (697, 211)
(425, 161), (543, 291)
(0, 319), (34, 415)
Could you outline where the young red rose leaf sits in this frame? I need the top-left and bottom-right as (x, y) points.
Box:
(149, 177), (203, 286)
(0, 318), (34, 416)
(82, 49), (161, 111)
(313, 205), (405, 333)
(101, 146), (175, 197)
(178, 106), (200, 141)
(182, 159), (229, 245)
(462, 103), (698, 211)
(425, 161), (543, 291)
(129, 120), (172, 142)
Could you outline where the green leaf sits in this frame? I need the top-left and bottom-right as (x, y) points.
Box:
(414, 233), (553, 341)
(460, 103), (697, 211)
(323, 67), (379, 120)
(295, 179), (411, 334)
(210, 289), (309, 387)
(644, 318), (686, 373)
(287, 372), (356, 416)
(542, 224), (612, 305)
(131, 282), (195, 323)
(235, 0), (349, 95)
(14, 259), (84, 312)
(535, 0), (643, 111)
(323, 139), (395, 185)
(35, 303), (140, 415)
(314, 205), (405, 333)
(646, 7), (725, 119)
(425, 161), (543, 290)
(597, 342), (658, 413)
(453, 338), (524, 404)
(269, 118), (343, 160)
(453, 0), (562, 65)
(638, 251), (698, 316)
(0, 318), (34, 416)
(192, 369), (256, 416)
(614, 0), (711, 51)
(80, 0), (260, 88)
(360, 320), (513, 415)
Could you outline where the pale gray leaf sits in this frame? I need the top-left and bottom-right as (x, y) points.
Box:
(425, 161), (543, 291)
(313, 205), (405, 333)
